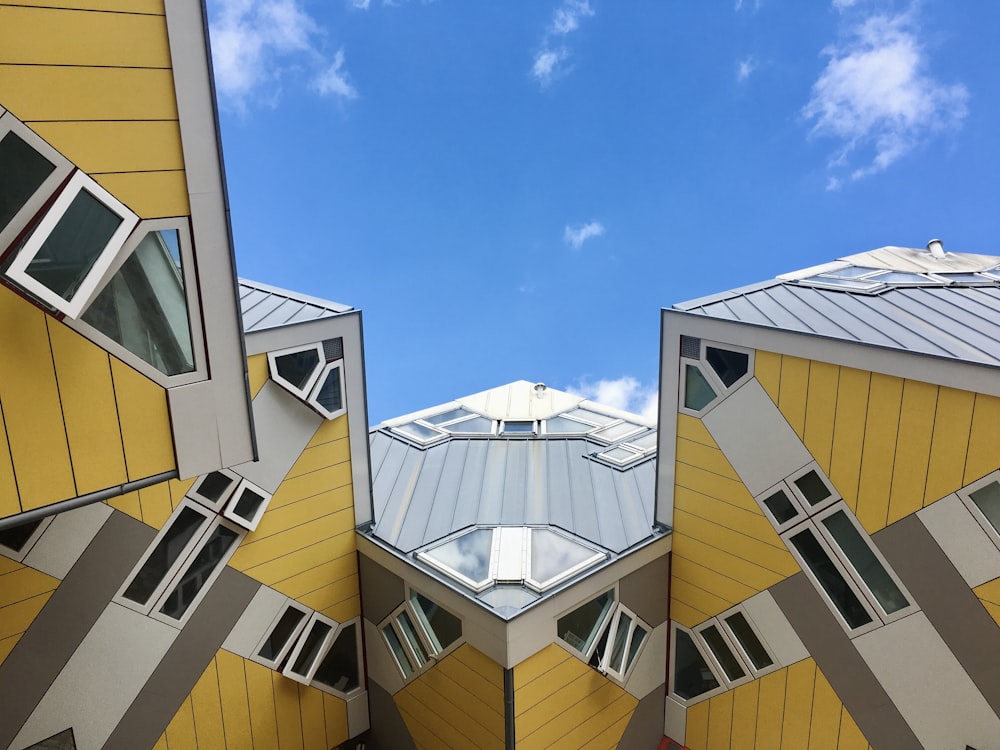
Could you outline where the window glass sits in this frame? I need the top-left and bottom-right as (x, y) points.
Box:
(684, 364), (716, 411)
(503, 420), (535, 433)
(0, 518), (43, 553)
(314, 623), (360, 693)
(705, 347), (749, 387)
(313, 366), (343, 414)
(762, 488), (798, 524)
(231, 486), (266, 523)
(82, 228), (194, 375)
(397, 610), (429, 667)
(0, 130), (55, 232)
(424, 407), (473, 425)
(194, 471), (237, 505)
(673, 629), (720, 700)
(383, 626), (413, 678)
(443, 416), (493, 434)
(122, 507), (207, 605)
(789, 528), (873, 629)
(424, 528), (493, 585)
(969, 481), (1000, 533)
(825, 266), (880, 279)
(794, 470), (832, 506)
(588, 618), (612, 668)
(723, 612), (773, 670)
(626, 624), (646, 673)
(545, 415), (593, 434)
(821, 510), (908, 615)
(557, 590), (613, 654)
(628, 432), (658, 451)
(601, 446), (638, 463)
(479, 585), (538, 611)
(24, 189), (122, 302)
(869, 270), (929, 283)
(593, 421), (643, 442)
(808, 275), (881, 291)
(158, 524), (239, 620)
(529, 528), (601, 586)
(700, 624), (746, 681)
(395, 422), (443, 442)
(258, 606), (306, 660)
(608, 613), (632, 674)
(290, 620), (332, 676)
(275, 348), (321, 391)
(411, 591), (461, 652)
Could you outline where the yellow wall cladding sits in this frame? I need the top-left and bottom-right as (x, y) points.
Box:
(229, 415), (359, 623)
(514, 643), (638, 750)
(247, 353), (270, 399)
(754, 350), (1000, 534)
(155, 648), (348, 750)
(0, 556), (59, 665)
(671, 414), (798, 627)
(974, 577), (1000, 627)
(0, 286), (175, 519)
(105, 476), (196, 528)
(683, 659), (872, 750)
(395, 643), (504, 750)
(0, 2), (187, 218)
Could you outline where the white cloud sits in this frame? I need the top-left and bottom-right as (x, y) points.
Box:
(209, 0), (358, 108)
(349, 0), (371, 8)
(532, 0), (594, 87)
(568, 376), (659, 423)
(564, 221), (605, 249)
(803, 10), (968, 183)
(831, 0), (858, 9)
(737, 56), (756, 82)
(734, 0), (761, 12)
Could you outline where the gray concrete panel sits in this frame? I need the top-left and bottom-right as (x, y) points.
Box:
(168, 381), (222, 478)
(231, 380), (322, 493)
(346, 690), (370, 738)
(663, 696), (686, 745)
(740, 589), (809, 668)
(875, 515), (1000, 716)
(770, 573), (921, 750)
(23, 502), (112, 580)
(854, 611), (1000, 749)
(616, 684), (666, 750)
(220, 582), (281, 659)
(359, 553), (405, 625)
(364, 618), (405, 697)
(0, 512), (154, 750)
(103, 567), (259, 750)
(702, 379), (812, 496)
(917, 494), (1000, 588)
(624, 621), (668, 700)
(11, 604), (178, 750)
(365, 681), (416, 750)
(619, 555), (670, 626)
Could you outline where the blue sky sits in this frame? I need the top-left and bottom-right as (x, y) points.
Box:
(207, 0), (1000, 424)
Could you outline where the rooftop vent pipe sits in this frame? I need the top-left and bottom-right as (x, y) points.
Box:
(927, 239), (945, 258)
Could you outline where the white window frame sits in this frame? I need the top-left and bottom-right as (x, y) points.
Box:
(187, 468), (242, 511)
(678, 339), (754, 417)
(268, 342), (325, 400)
(222, 477), (273, 532)
(0, 516), (53, 562)
(252, 600), (311, 670)
(957, 470), (1000, 551)
(417, 527), (496, 591)
(381, 602), (436, 680)
(701, 340), (754, 392)
(597, 603), (650, 683)
(557, 588), (617, 659)
(524, 528), (606, 591)
(0, 112), (74, 255)
(668, 622), (728, 706)
(500, 419), (537, 435)
(716, 604), (778, 678)
(283, 611), (339, 684)
(786, 462), (841, 515)
(5, 169), (139, 318)
(694, 618), (753, 689)
(306, 359), (347, 420)
(408, 586), (464, 657)
(310, 617), (365, 698)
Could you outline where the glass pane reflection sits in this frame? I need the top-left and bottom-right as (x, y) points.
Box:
(424, 528), (493, 585)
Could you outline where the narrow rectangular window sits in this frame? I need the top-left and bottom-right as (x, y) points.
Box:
(788, 527), (874, 630)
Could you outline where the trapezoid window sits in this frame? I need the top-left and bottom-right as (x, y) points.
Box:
(381, 590), (463, 681)
(254, 602), (310, 669)
(670, 625), (723, 704)
(307, 360), (346, 420)
(268, 340), (348, 421)
(269, 343), (324, 399)
(283, 612), (335, 683)
(677, 338), (754, 417)
(559, 592), (649, 683)
(311, 620), (363, 697)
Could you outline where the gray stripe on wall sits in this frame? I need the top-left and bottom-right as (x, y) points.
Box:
(0, 511), (154, 750)
(770, 573), (921, 750)
(365, 681), (417, 750)
(616, 683), (665, 750)
(874, 515), (1000, 716)
(103, 567), (259, 750)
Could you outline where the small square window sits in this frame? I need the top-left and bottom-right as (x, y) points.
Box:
(501, 420), (536, 434)
(268, 343), (325, 399)
(786, 463), (839, 514)
(762, 487), (799, 525)
(188, 468), (240, 511)
(254, 602), (310, 669)
(705, 346), (749, 388)
(222, 478), (272, 532)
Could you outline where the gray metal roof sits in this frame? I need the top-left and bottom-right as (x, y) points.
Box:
(239, 278), (353, 334)
(674, 247), (1000, 367)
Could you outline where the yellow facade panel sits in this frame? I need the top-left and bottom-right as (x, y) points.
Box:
(0, 403), (19, 518)
(0, 6), (171, 68)
(190, 660), (226, 750)
(231, 508), (355, 573)
(306, 412), (350, 447)
(837, 710), (873, 750)
(417, 666), (504, 746)
(677, 413), (716, 446)
(105, 490), (142, 522)
(2, 0), (164, 15)
(454, 642), (505, 686)
(269, 464), (353, 510)
(169, 476), (197, 510)
(803, 360), (840, 472)
(0, 286), (76, 511)
(683, 699), (710, 750)
(975, 577), (1000, 627)
(753, 668), (786, 748)
(250, 488), (353, 541)
(808, 668), (843, 750)
(966, 393), (1000, 485)
(267, 552), (358, 600)
(439, 650), (504, 708)
(550, 689), (635, 750)
(675, 463), (761, 515)
(517, 658), (597, 736)
(0, 556), (22, 576)
(245, 659), (280, 749)
(138, 482), (174, 529)
(93, 170), (189, 219)
(674, 486), (786, 551)
(828, 367), (871, 513)
(886, 379), (937, 525)
(247, 354), (269, 399)
(520, 681), (625, 750)
(676, 438), (743, 481)
(30, 120), (184, 174)
(241, 530), (356, 590)
(730, 679), (759, 744)
(672, 536), (786, 594)
(164, 697), (197, 750)
(0, 634), (18, 664)
(777, 355), (810, 438)
(781, 659), (816, 748)
(397, 690), (480, 750)
(855, 373), (903, 533)
(298, 683), (327, 750)
(285, 438), (352, 481)
(152, 737), (166, 750)
(0, 566), (59, 608)
(753, 350), (781, 404)
(0, 591), (53, 640)
(0, 66), (178, 121)
(673, 509), (798, 577)
(670, 599), (709, 629)
(111, 358), (175, 481)
(216, 650), (253, 750)
(705, 687), (733, 749)
(298, 574), (359, 614)
(670, 576), (735, 623)
(923, 386), (975, 505)
(670, 554), (761, 608)
(273, 672), (305, 750)
(514, 642), (573, 691)
(322, 693), (349, 748)
(47, 320), (127, 495)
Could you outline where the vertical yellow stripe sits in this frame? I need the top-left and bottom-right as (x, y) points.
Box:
(803, 361), (839, 474)
(139, 481), (173, 529)
(829, 367), (870, 513)
(730, 679), (759, 745)
(111, 357), (175, 481)
(164, 696), (197, 749)
(217, 650), (253, 749)
(778, 356), (810, 438)
(191, 658), (226, 750)
(106, 489), (142, 522)
(245, 659), (279, 749)
(754, 351), (782, 405)
(807, 668), (842, 750)
(273, 671), (304, 749)
(965, 393), (1000, 484)
(781, 659), (815, 749)
(886, 380), (937, 524)
(923, 386), (974, 505)
(298, 683), (327, 750)
(0, 399), (19, 518)
(685, 700), (710, 750)
(706, 689), (733, 750)
(248, 354), (269, 399)
(855, 373), (903, 533)
(323, 693), (349, 748)
(836, 708), (871, 750)
(755, 669), (786, 748)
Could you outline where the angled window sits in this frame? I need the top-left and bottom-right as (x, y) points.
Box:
(254, 601), (310, 669)
(591, 419), (645, 443)
(501, 419), (536, 434)
(78, 221), (202, 378)
(381, 591), (463, 681)
(695, 621), (748, 685)
(312, 620), (363, 697)
(188, 469), (241, 511)
(307, 360), (346, 420)
(681, 363), (717, 413)
(283, 612), (336, 684)
(420, 528), (495, 590)
(0, 516), (53, 562)
(677, 339), (754, 416)
(223, 478), (272, 532)
(692, 605), (778, 689)
(670, 624), (724, 704)
(558, 589), (615, 654)
(410, 589), (462, 652)
(720, 609), (774, 673)
(958, 471), (1000, 550)
(392, 420), (447, 445)
(560, 593), (649, 683)
(268, 343), (324, 399)
(705, 346), (749, 388)
(5, 170), (138, 318)
(0, 112), (73, 255)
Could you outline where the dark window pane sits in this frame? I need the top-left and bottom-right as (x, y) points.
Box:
(557, 590), (614, 654)
(25, 189), (122, 301)
(412, 592), (461, 651)
(684, 364), (716, 411)
(503, 421), (534, 433)
(0, 131), (55, 232)
(700, 624), (746, 681)
(588, 618), (611, 669)
(195, 471), (236, 504)
(397, 610), (428, 666)
(608, 613), (632, 673)
(314, 623), (360, 693)
(970, 482), (1000, 533)
(123, 507), (206, 605)
(724, 612), (773, 670)
(822, 510), (908, 615)
(275, 349), (320, 390)
(705, 347), (749, 387)
(763, 489), (799, 524)
(626, 624), (646, 672)
(384, 626), (413, 678)
(290, 620), (332, 676)
(794, 470), (832, 506)
(314, 367), (343, 413)
(232, 487), (266, 522)
(0, 518), (43, 553)
(158, 525), (239, 620)
(673, 629), (720, 700)
(258, 606), (306, 660)
(789, 528), (872, 629)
